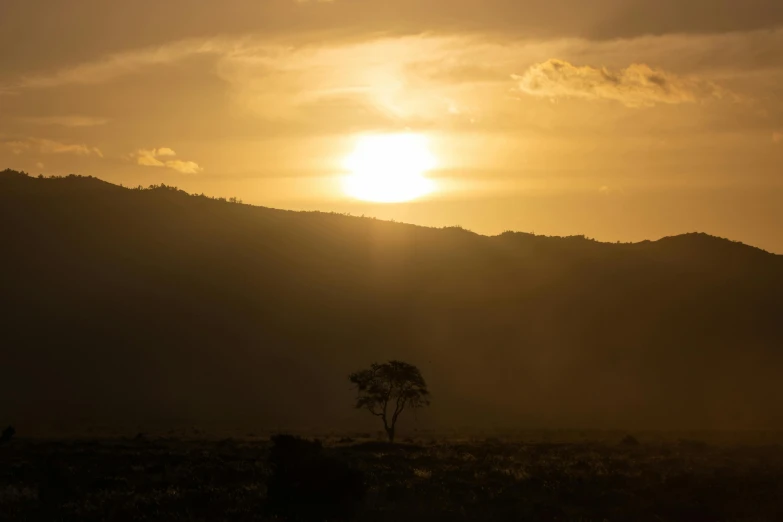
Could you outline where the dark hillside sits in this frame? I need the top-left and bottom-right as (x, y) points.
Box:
(2, 170), (782, 432)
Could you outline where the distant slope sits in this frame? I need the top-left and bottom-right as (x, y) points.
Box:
(2, 169), (782, 431)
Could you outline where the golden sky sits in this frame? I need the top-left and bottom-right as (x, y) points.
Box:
(2, 0), (782, 252)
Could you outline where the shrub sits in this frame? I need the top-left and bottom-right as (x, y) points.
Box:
(620, 434), (640, 447)
(266, 434), (366, 521)
(0, 425), (15, 444)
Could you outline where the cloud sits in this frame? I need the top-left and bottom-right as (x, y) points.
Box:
(3, 138), (103, 157)
(136, 149), (165, 167)
(5, 141), (30, 155)
(2, 0), (782, 69)
(132, 147), (202, 174)
(514, 59), (728, 107)
(8, 28), (780, 95)
(774, 132), (782, 143)
(163, 160), (202, 174)
(20, 115), (110, 127)
(1, 30), (771, 140)
(9, 39), (227, 90)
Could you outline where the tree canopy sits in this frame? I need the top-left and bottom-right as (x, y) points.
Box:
(349, 361), (430, 442)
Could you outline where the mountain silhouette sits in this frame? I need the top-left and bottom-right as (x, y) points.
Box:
(2, 169), (782, 432)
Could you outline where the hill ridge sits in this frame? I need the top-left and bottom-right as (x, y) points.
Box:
(1, 168), (774, 257)
(2, 167), (782, 432)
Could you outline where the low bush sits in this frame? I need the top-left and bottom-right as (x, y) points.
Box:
(267, 434), (366, 521)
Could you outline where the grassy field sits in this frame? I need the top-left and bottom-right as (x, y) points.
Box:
(2, 433), (783, 521)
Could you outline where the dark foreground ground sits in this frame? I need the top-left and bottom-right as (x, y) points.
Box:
(2, 434), (783, 521)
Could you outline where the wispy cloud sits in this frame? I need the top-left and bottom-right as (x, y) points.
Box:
(0, 30), (762, 131)
(514, 59), (729, 107)
(10, 39), (228, 90)
(20, 115), (110, 127)
(3, 137), (103, 157)
(131, 148), (202, 174)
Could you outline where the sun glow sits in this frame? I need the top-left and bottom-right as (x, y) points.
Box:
(342, 134), (438, 203)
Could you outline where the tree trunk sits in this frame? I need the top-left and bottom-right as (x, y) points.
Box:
(385, 426), (395, 443)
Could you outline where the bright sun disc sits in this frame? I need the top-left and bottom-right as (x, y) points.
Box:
(342, 134), (438, 203)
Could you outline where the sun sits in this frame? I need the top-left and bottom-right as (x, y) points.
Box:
(342, 134), (438, 203)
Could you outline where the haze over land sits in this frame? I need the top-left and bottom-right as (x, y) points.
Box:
(2, 0), (783, 434)
(2, 170), (782, 433)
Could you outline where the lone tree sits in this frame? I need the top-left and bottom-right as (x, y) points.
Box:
(349, 361), (430, 443)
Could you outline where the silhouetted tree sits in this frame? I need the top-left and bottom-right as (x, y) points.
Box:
(349, 361), (430, 443)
